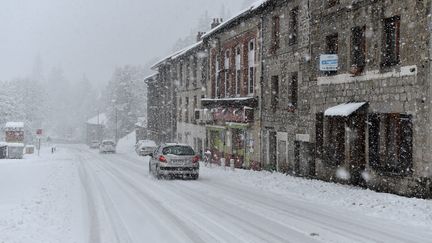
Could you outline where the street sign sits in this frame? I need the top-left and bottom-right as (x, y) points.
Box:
(36, 129), (43, 135)
(319, 54), (338, 71)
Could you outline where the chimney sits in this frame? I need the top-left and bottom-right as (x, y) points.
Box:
(211, 18), (223, 29)
(197, 32), (204, 42)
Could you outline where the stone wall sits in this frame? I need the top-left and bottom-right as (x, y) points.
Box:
(309, 0), (432, 196)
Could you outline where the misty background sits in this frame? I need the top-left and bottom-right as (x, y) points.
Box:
(0, 0), (255, 142)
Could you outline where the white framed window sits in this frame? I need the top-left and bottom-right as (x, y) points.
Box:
(224, 50), (230, 97)
(215, 55), (220, 98)
(248, 39), (255, 95)
(235, 46), (241, 96)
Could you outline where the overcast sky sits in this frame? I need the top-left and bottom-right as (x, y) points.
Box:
(0, 0), (244, 84)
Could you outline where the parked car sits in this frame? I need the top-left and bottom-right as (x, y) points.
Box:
(135, 140), (157, 156)
(89, 140), (100, 149)
(99, 140), (116, 153)
(149, 143), (199, 180)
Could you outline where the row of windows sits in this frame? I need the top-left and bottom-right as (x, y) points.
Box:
(177, 56), (204, 89)
(214, 39), (256, 98)
(178, 95), (199, 124)
(324, 15), (401, 76)
(271, 6), (299, 52)
(270, 72), (298, 111)
(315, 112), (413, 176)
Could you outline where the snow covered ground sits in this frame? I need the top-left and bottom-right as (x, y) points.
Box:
(0, 144), (431, 243)
(0, 147), (86, 243)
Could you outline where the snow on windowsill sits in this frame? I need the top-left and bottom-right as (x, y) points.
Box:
(317, 65), (417, 85)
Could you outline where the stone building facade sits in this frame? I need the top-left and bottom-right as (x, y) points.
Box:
(309, 0), (432, 197)
(144, 73), (161, 143)
(260, 0), (314, 174)
(172, 40), (208, 154)
(145, 70), (176, 144)
(146, 0), (432, 197)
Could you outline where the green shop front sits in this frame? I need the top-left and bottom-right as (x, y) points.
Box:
(202, 97), (259, 168)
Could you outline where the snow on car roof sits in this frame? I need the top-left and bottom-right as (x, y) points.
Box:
(138, 140), (157, 146)
(164, 143), (191, 147)
(87, 113), (107, 125)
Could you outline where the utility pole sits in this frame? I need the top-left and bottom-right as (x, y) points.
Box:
(115, 108), (118, 142)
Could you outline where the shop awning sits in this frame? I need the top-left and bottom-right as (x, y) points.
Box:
(324, 102), (367, 117)
(201, 97), (258, 108)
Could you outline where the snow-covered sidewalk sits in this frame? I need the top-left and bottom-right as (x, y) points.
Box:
(0, 147), (86, 243)
(200, 164), (432, 229)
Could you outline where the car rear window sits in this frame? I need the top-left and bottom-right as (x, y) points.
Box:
(162, 146), (195, 156)
(103, 141), (115, 145)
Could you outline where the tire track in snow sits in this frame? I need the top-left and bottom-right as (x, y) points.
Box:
(96, 152), (286, 243)
(99, 152), (321, 243)
(110, 151), (432, 243)
(198, 180), (430, 243)
(82, 149), (208, 243)
(77, 150), (134, 243)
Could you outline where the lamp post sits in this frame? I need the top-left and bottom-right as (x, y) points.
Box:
(115, 108), (118, 142)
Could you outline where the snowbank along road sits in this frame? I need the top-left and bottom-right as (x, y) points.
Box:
(1, 144), (432, 243)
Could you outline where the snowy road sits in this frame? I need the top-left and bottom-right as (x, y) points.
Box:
(1, 145), (432, 243)
(72, 146), (432, 243)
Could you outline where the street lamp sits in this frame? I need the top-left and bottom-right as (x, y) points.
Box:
(112, 99), (126, 143)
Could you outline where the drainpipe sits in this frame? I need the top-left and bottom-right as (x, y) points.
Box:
(259, 14), (265, 168)
(428, 2), (432, 182)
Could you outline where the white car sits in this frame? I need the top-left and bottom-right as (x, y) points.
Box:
(135, 140), (157, 156)
(99, 140), (116, 153)
(149, 143), (199, 180)
(89, 140), (100, 149)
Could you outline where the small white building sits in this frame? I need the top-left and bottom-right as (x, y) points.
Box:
(5, 122), (25, 143)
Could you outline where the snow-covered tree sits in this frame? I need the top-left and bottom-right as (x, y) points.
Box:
(105, 65), (147, 141)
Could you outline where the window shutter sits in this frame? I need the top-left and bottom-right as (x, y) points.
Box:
(368, 113), (380, 169)
(315, 113), (324, 159)
(399, 114), (413, 174)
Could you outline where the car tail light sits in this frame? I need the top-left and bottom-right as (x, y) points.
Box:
(192, 155), (200, 164)
(159, 155), (167, 163)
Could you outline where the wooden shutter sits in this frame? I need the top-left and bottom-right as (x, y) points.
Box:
(315, 113), (324, 159)
(368, 113), (380, 169)
(399, 114), (413, 174)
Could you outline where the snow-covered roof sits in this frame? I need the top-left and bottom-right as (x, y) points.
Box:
(5, 122), (24, 129)
(324, 102), (367, 117)
(151, 49), (186, 69)
(86, 113), (107, 125)
(7, 143), (24, 147)
(143, 73), (158, 81)
(171, 41), (203, 60)
(201, 97), (255, 102)
(135, 117), (147, 128)
(151, 41), (203, 69)
(202, 0), (271, 39)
